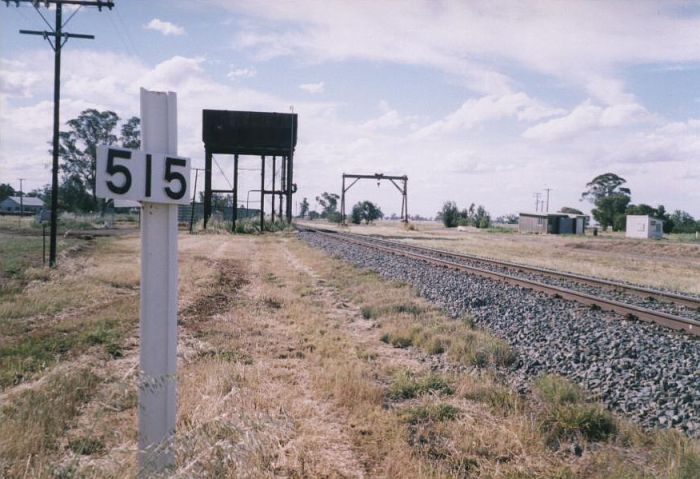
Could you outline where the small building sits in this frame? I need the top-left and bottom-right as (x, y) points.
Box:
(0, 196), (44, 214)
(625, 215), (663, 239)
(519, 212), (587, 235)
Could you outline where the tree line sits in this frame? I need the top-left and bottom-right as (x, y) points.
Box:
(297, 192), (384, 224)
(0, 109), (140, 213)
(581, 173), (698, 233)
(437, 201), (492, 229)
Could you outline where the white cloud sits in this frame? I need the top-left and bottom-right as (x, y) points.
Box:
(0, 59), (42, 98)
(213, 0), (700, 96)
(299, 81), (324, 94)
(145, 18), (185, 36)
(522, 100), (651, 142)
(227, 67), (257, 79)
(416, 92), (564, 138)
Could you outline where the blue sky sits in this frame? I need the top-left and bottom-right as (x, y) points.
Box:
(2, 0), (700, 218)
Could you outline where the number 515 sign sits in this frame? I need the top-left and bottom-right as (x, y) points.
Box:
(96, 145), (191, 205)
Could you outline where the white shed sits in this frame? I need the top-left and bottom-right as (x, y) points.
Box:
(626, 215), (663, 239)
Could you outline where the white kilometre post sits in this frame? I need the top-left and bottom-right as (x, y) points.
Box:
(139, 88), (178, 472)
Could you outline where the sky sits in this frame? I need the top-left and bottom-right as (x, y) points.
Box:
(1, 0), (700, 218)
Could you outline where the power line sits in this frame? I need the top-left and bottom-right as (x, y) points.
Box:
(544, 187), (552, 213)
(533, 192), (542, 212)
(212, 155), (233, 190)
(6, 0), (115, 268)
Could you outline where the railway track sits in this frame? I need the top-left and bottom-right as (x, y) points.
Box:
(300, 226), (700, 337)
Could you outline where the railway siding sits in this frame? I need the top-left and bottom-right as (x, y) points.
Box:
(345, 232), (700, 325)
(300, 230), (700, 438)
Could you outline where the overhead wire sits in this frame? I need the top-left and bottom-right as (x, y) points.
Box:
(212, 155), (233, 190)
(113, 3), (139, 56)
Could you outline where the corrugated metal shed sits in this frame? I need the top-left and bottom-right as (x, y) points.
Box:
(518, 212), (587, 235)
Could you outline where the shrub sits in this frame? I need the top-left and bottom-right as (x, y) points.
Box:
(534, 375), (616, 444)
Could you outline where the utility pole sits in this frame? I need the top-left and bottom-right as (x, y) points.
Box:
(533, 192), (542, 212)
(544, 187), (552, 212)
(18, 177), (25, 218)
(17, 178), (25, 226)
(7, 0), (115, 267)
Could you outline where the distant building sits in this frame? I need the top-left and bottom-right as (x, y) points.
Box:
(0, 196), (44, 214)
(625, 215), (663, 239)
(518, 212), (587, 235)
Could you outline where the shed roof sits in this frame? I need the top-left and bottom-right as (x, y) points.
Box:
(4, 196), (44, 207)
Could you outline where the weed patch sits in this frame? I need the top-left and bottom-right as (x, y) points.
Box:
(0, 316), (130, 388)
(388, 370), (453, 400)
(399, 404), (460, 424)
(461, 377), (523, 416)
(534, 375), (617, 444)
(68, 436), (105, 456)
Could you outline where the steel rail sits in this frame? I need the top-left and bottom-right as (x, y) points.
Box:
(301, 226), (700, 336)
(359, 234), (700, 309)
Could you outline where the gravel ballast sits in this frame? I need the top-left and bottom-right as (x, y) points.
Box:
(300, 231), (700, 437)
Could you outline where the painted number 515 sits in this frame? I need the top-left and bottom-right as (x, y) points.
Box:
(105, 149), (187, 201)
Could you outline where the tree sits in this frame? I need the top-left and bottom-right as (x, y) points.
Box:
(351, 201), (383, 224)
(669, 210), (698, 233)
(474, 205), (491, 228)
(594, 194), (631, 231)
(350, 204), (363, 224)
(316, 192), (339, 216)
(199, 192), (229, 211)
(0, 183), (15, 202)
(625, 204), (674, 233)
(439, 201), (459, 228)
(59, 175), (94, 212)
(120, 117), (141, 149)
(454, 202), (491, 228)
(299, 197), (309, 218)
(581, 173), (631, 202)
(495, 213), (518, 224)
(559, 207), (584, 215)
(315, 192), (341, 222)
(581, 173), (631, 231)
(56, 109), (140, 212)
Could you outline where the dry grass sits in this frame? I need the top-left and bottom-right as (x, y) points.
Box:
(301, 219), (700, 294)
(1, 228), (698, 478)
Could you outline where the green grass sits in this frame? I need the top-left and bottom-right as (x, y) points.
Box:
(362, 302), (424, 320)
(68, 436), (105, 456)
(462, 380), (523, 416)
(652, 429), (700, 479)
(195, 217), (292, 235)
(0, 232), (45, 283)
(399, 404), (460, 424)
(388, 370), (453, 400)
(534, 375), (617, 444)
(533, 375), (583, 405)
(0, 316), (129, 388)
(447, 332), (516, 367)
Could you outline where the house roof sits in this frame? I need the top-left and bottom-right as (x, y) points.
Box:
(4, 196), (44, 207)
(519, 212), (587, 218)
